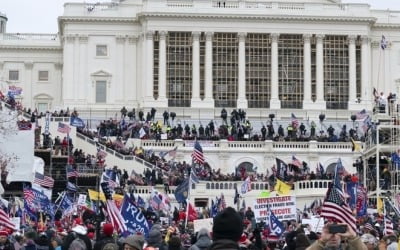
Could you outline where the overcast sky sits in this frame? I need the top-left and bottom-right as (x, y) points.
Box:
(0, 0), (399, 33)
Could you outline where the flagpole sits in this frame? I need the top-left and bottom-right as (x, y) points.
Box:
(184, 172), (191, 229)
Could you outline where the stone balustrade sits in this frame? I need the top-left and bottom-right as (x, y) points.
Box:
(0, 33), (59, 41)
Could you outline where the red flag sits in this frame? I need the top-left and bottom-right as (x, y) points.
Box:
(188, 203), (198, 222)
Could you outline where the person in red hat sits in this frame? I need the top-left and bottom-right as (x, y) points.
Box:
(93, 223), (118, 250)
(0, 230), (14, 250)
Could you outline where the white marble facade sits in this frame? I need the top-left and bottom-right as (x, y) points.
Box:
(0, 0), (399, 116)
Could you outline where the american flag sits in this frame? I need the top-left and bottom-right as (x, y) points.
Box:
(101, 182), (127, 233)
(191, 141), (205, 164)
(33, 172), (54, 188)
(23, 188), (35, 204)
(220, 193), (226, 210)
(384, 216), (394, 235)
(364, 222), (375, 232)
(57, 122), (71, 134)
(97, 148), (107, 159)
(291, 113), (299, 128)
(291, 156), (302, 168)
(66, 165), (79, 178)
(0, 208), (15, 229)
(320, 185), (356, 233)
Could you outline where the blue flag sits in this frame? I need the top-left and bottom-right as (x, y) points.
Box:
(59, 194), (73, 214)
(210, 200), (218, 218)
(70, 116), (85, 128)
(268, 210), (285, 238)
(174, 179), (189, 203)
(121, 194), (150, 237)
(346, 182), (357, 209)
(24, 186), (54, 219)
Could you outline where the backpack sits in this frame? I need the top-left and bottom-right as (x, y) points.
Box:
(69, 237), (87, 250)
(102, 242), (119, 250)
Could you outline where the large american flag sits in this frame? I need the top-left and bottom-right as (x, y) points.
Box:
(320, 185), (356, 233)
(291, 156), (302, 168)
(57, 122), (71, 134)
(101, 182), (127, 233)
(0, 208), (15, 229)
(33, 172), (54, 188)
(191, 141), (205, 164)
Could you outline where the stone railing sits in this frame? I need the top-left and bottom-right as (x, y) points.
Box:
(135, 139), (355, 152)
(76, 132), (156, 170)
(295, 179), (331, 190)
(1, 33), (59, 41)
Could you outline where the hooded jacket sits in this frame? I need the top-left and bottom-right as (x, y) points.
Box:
(189, 229), (212, 250)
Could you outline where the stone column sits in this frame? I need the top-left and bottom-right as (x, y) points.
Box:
(361, 35), (371, 107)
(143, 31), (155, 106)
(191, 31), (201, 107)
(302, 34), (313, 109)
(157, 31), (168, 107)
(203, 31), (214, 108)
(270, 33), (280, 109)
(237, 32), (248, 109)
(73, 34), (79, 102)
(126, 35), (138, 103)
(315, 34), (326, 108)
(78, 35), (88, 104)
(24, 61), (33, 108)
(63, 34), (75, 106)
(348, 35), (358, 110)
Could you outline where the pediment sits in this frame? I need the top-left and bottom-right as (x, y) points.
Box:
(34, 93), (53, 100)
(91, 70), (112, 77)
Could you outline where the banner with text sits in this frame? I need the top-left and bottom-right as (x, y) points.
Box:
(253, 196), (296, 222)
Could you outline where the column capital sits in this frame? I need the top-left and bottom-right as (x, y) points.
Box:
(54, 62), (63, 70)
(24, 61), (33, 70)
(145, 31), (154, 40)
(271, 33), (280, 42)
(116, 35), (126, 44)
(159, 31), (167, 40)
(79, 35), (88, 44)
(347, 35), (357, 44)
(205, 32), (213, 41)
(64, 34), (76, 43)
(303, 34), (312, 43)
(316, 34), (325, 43)
(192, 31), (201, 41)
(127, 35), (138, 44)
(238, 32), (247, 42)
(361, 35), (370, 43)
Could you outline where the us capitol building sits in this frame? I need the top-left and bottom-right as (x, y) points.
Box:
(0, 0), (398, 116)
(2, 0), (400, 206)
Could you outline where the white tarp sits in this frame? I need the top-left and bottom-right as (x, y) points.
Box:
(33, 157), (45, 175)
(0, 110), (35, 183)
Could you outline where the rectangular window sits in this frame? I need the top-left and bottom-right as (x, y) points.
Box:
(9, 70), (19, 81)
(96, 45), (108, 56)
(96, 81), (107, 103)
(38, 71), (49, 81)
(37, 103), (48, 113)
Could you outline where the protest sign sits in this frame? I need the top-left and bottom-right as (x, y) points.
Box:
(253, 196), (296, 222)
(193, 218), (213, 233)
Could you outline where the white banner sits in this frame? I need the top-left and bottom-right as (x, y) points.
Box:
(0, 111), (35, 183)
(253, 196), (297, 223)
(302, 216), (324, 233)
(185, 141), (215, 148)
(10, 217), (20, 230)
(193, 218), (214, 233)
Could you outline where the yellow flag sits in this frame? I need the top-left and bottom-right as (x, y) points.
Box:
(88, 189), (124, 203)
(377, 197), (383, 215)
(351, 138), (361, 152)
(88, 189), (106, 201)
(274, 179), (292, 195)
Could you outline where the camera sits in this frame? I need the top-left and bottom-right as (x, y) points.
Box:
(328, 224), (347, 234)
